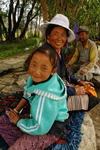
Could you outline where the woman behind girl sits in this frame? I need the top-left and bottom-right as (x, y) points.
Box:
(39, 14), (99, 111)
(0, 46), (69, 150)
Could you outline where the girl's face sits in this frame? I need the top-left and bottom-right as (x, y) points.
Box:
(28, 52), (56, 83)
(48, 26), (67, 52)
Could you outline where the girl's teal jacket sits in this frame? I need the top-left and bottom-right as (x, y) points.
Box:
(17, 73), (69, 135)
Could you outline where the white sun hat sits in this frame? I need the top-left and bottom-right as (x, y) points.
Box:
(39, 14), (75, 42)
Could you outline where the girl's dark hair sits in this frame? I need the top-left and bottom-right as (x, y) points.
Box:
(24, 45), (59, 71)
(46, 24), (70, 38)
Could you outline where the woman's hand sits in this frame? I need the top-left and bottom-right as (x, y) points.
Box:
(6, 109), (20, 124)
(75, 86), (86, 95)
(77, 80), (94, 87)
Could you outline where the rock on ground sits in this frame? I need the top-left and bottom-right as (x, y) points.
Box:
(79, 113), (97, 150)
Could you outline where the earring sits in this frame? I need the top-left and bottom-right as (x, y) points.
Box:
(47, 36), (49, 38)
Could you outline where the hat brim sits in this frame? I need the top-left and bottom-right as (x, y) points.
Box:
(39, 22), (75, 42)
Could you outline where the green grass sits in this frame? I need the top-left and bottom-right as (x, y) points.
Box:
(0, 38), (43, 59)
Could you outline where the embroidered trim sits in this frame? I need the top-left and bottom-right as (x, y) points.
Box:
(24, 75), (67, 100)
(33, 89), (66, 100)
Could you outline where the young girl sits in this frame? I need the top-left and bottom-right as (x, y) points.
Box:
(0, 45), (69, 150)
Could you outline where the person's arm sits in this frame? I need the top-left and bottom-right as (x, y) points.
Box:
(6, 98), (29, 124)
(67, 47), (79, 66)
(67, 85), (86, 96)
(67, 86), (76, 96)
(80, 45), (97, 74)
(14, 98), (28, 113)
(66, 72), (87, 96)
(83, 44), (97, 70)
(14, 76), (30, 113)
(68, 73), (79, 85)
(16, 96), (67, 135)
(16, 97), (58, 135)
(77, 80), (94, 87)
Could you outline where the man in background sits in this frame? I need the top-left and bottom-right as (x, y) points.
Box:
(66, 26), (100, 81)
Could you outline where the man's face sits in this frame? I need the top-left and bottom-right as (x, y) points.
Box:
(78, 32), (89, 43)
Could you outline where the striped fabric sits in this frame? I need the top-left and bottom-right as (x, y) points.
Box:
(67, 94), (89, 111)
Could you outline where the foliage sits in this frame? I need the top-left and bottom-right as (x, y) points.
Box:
(0, 38), (42, 58)
(46, 0), (100, 39)
(0, 0), (100, 42)
(0, 0), (42, 41)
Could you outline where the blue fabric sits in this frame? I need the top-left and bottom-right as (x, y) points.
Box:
(67, 86), (76, 96)
(42, 42), (78, 96)
(45, 111), (85, 150)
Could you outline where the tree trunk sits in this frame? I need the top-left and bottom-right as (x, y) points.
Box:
(98, 23), (100, 40)
(7, 0), (13, 40)
(0, 15), (7, 39)
(41, 0), (48, 21)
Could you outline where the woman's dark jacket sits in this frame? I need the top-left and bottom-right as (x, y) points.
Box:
(42, 42), (79, 96)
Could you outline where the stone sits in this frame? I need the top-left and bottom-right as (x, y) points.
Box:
(91, 75), (100, 87)
(2, 84), (23, 93)
(0, 63), (12, 73)
(88, 103), (100, 150)
(0, 85), (6, 91)
(17, 73), (29, 82)
(0, 77), (15, 85)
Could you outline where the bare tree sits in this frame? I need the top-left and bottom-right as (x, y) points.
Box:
(0, 0), (41, 41)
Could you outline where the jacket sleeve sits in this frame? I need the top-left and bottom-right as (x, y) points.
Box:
(16, 96), (68, 135)
(67, 86), (76, 96)
(68, 47), (79, 65)
(65, 72), (78, 96)
(68, 73), (79, 85)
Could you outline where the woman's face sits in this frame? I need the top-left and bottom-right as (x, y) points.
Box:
(48, 26), (67, 52)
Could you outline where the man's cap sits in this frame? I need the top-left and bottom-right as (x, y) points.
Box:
(76, 26), (89, 34)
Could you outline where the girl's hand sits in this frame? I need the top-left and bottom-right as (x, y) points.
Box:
(6, 109), (20, 124)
